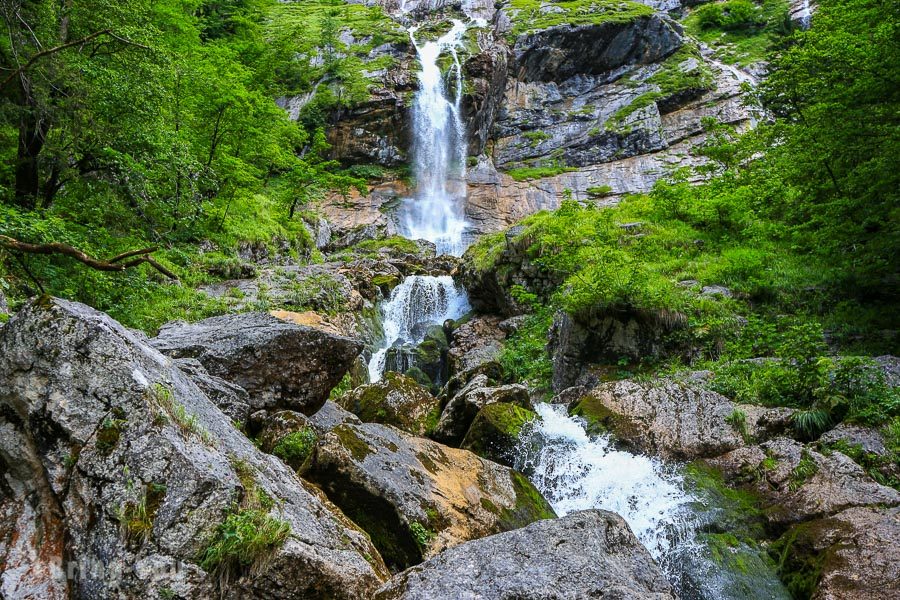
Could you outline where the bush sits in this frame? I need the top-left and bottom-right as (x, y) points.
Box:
(696, 0), (764, 31)
(271, 428), (317, 470)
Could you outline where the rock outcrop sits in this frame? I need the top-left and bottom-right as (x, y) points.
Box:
(550, 309), (687, 391)
(447, 314), (505, 373)
(511, 15), (683, 83)
(152, 311), (362, 415)
(775, 506), (899, 600)
(375, 510), (677, 599)
(431, 374), (532, 445)
(568, 379), (749, 459)
(336, 372), (440, 436)
(0, 298), (388, 599)
(306, 420), (555, 570)
(707, 438), (900, 526)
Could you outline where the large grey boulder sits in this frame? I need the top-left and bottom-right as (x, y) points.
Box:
(707, 438), (900, 526)
(375, 510), (677, 599)
(0, 298), (387, 599)
(568, 379), (748, 459)
(431, 374), (532, 446)
(152, 311), (363, 415)
(306, 421), (556, 571)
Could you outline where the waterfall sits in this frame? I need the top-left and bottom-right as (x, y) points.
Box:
(798, 0), (812, 29)
(516, 404), (699, 566)
(367, 275), (470, 382)
(399, 20), (470, 257)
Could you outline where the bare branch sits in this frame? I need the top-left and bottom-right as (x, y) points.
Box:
(0, 235), (178, 279)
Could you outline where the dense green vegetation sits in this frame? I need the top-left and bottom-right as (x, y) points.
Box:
(0, 0), (370, 332)
(507, 0), (654, 38)
(682, 0), (793, 65)
(481, 0), (899, 432)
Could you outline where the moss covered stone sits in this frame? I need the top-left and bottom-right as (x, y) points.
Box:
(460, 403), (538, 467)
(337, 372), (440, 436)
(497, 470), (557, 530)
(568, 394), (631, 437)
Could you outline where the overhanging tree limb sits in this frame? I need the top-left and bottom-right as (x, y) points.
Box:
(1, 29), (150, 90)
(0, 235), (178, 279)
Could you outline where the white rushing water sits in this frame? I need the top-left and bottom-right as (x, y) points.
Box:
(399, 20), (471, 256)
(367, 275), (470, 382)
(517, 404), (700, 570)
(367, 20), (477, 382)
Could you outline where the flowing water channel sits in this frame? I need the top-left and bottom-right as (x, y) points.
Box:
(365, 15), (786, 599)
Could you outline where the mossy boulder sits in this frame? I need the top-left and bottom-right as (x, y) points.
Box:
(306, 421), (556, 571)
(432, 375), (533, 446)
(771, 507), (900, 600)
(461, 403), (539, 467)
(336, 372), (440, 436)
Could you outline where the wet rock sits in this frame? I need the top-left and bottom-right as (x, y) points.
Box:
(568, 379), (747, 459)
(447, 314), (505, 374)
(0, 298), (388, 599)
(375, 509), (676, 599)
(306, 421), (556, 570)
(460, 402), (538, 467)
(336, 372), (440, 436)
(174, 357), (251, 426)
(550, 310), (687, 391)
(775, 506), (899, 600)
(308, 400), (362, 435)
(707, 438), (900, 525)
(432, 374), (532, 446)
(512, 16), (683, 83)
(152, 311), (362, 416)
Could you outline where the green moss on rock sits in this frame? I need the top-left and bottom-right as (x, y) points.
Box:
(460, 403), (538, 466)
(507, 0), (654, 38)
(497, 470), (557, 530)
(338, 372), (439, 436)
(333, 424), (373, 461)
(271, 427), (317, 471)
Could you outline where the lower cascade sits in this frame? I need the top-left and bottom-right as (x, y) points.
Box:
(517, 404), (699, 574)
(367, 275), (469, 382)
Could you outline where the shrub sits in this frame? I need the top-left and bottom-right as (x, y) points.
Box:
(696, 0), (764, 31)
(271, 428), (317, 470)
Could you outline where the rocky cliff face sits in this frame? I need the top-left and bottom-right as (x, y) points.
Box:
(306, 0), (759, 240)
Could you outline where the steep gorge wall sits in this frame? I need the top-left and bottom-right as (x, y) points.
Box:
(293, 0), (760, 238)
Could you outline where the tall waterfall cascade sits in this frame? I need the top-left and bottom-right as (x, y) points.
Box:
(399, 20), (471, 257)
(368, 19), (476, 382)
